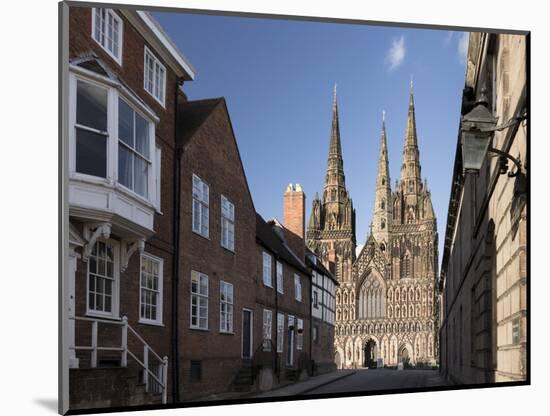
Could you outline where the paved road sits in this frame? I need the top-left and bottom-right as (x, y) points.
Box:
(304, 368), (449, 395)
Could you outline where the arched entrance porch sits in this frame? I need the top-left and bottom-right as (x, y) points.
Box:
(363, 338), (378, 368)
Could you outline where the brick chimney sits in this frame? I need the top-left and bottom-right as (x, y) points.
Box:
(283, 183), (306, 260)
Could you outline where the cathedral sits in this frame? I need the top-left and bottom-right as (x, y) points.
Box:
(307, 83), (439, 369)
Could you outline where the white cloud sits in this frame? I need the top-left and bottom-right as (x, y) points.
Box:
(355, 243), (364, 257)
(443, 31), (454, 46)
(457, 32), (469, 64)
(385, 35), (406, 71)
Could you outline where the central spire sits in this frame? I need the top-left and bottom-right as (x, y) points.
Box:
(400, 79), (422, 196)
(324, 83), (346, 194)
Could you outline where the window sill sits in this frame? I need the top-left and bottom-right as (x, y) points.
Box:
(189, 326), (210, 332)
(138, 319), (165, 327)
(219, 331), (235, 335)
(192, 230), (210, 240)
(221, 245), (235, 254)
(85, 312), (121, 321)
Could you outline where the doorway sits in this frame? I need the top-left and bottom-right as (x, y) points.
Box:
(364, 339), (377, 368)
(287, 315), (295, 366)
(242, 309), (253, 359)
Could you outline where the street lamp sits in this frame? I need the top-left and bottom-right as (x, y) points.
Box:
(460, 87), (524, 177)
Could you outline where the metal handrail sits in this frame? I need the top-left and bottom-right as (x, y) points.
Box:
(71, 315), (168, 404)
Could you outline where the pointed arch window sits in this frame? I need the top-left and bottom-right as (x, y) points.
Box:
(400, 253), (411, 279)
(359, 275), (385, 319)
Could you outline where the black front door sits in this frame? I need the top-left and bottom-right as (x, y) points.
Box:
(242, 309), (252, 359)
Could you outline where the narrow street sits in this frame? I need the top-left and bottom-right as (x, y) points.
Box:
(303, 368), (450, 395)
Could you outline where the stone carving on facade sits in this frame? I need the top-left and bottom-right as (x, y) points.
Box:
(307, 85), (439, 368)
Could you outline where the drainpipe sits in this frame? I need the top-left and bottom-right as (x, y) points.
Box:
(171, 77), (184, 403)
(308, 269), (313, 376)
(274, 255), (280, 383)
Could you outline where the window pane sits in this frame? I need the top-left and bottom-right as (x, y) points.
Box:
(135, 113), (149, 158)
(76, 128), (107, 177)
(134, 156), (148, 197)
(77, 81), (107, 131)
(118, 144), (132, 188)
(118, 99), (134, 146)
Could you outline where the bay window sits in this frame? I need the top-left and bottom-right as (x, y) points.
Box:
(70, 74), (160, 210)
(75, 80), (108, 177)
(118, 98), (151, 198)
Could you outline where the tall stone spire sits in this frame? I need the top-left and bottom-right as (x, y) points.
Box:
(307, 85), (356, 283)
(400, 80), (422, 203)
(372, 111), (393, 244)
(324, 83), (347, 200)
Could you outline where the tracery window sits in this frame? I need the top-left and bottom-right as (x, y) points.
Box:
(358, 275), (385, 319)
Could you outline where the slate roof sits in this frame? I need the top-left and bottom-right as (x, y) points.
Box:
(255, 213), (310, 276)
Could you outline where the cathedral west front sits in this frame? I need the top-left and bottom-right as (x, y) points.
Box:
(307, 83), (439, 369)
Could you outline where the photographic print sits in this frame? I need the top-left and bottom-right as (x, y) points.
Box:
(59, 1), (529, 414)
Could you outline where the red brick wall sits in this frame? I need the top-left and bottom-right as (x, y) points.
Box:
(69, 6), (182, 403)
(176, 101), (258, 400)
(254, 242), (311, 376)
(283, 189), (306, 259)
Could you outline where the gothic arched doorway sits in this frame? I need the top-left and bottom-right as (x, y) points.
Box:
(398, 345), (410, 367)
(363, 339), (377, 368)
(335, 351), (342, 369)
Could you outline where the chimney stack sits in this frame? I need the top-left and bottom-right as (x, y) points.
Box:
(283, 183), (306, 260)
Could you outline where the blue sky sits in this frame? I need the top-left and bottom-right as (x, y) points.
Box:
(154, 11), (468, 264)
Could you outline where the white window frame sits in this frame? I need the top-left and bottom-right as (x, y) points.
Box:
(143, 46), (166, 107)
(190, 271), (209, 330)
(294, 273), (302, 302)
(68, 73), (160, 208)
(296, 318), (304, 350)
(192, 174), (209, 238)
(117, 96), (153, 199)
(262, 309), (273, 351)
(91, 8), (123, 65)
(276, 261), (284, 294)
(262, 252), (273, 288)
(221, 195), (235, 251)
(219, 281), (234, 333)
(155, 145), (162, 212)
(277, 313), (285, 353)
(86, 238), (120, 319)
(139, 253), (164, 326)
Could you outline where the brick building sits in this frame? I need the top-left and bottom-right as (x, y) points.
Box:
(255, 206), (312, 389)
(438, 32), (528, 383)
(65, 5), (194, 409)
(64, 4), (338, 410)
(174, 96), (258, 400)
